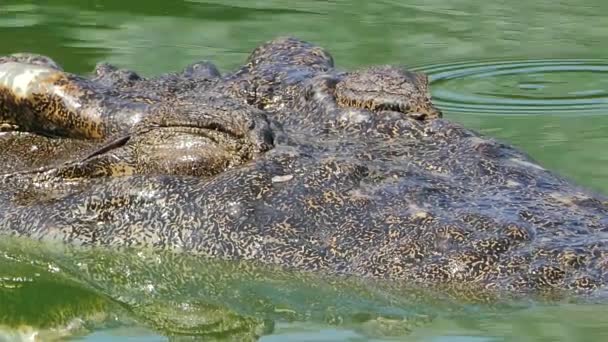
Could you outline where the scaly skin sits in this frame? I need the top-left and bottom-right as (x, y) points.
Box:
(0, 55), (273, 178)
(0, 37), (607, 304)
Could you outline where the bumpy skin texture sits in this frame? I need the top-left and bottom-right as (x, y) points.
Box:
(0, 53), (274, 178)
(0, 37), (608, 301)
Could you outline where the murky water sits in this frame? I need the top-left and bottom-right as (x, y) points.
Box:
(0, 0), (607, 341)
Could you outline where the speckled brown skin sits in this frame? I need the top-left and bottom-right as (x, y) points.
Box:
(1, 37), (608, 303)
(0, 53), (63, 71)
(0, 54), (274, 178)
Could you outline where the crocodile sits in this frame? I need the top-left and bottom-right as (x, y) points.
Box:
(1, 36), (608, 338)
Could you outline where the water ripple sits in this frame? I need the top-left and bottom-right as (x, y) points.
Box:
(417, 59), (608, 116)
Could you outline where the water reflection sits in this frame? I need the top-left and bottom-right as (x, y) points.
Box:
(420, 59), (608, 116)
(0, 237), (451, 340)
(3, 236), (608, 341)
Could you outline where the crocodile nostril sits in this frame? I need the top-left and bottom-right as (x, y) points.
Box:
(259, 129), (275, 152)
(249, 116), (276, 153)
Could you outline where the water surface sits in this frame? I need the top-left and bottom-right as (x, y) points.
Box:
(0, 0), (607, 341)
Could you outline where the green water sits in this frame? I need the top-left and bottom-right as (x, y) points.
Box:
(0, 0), (607, 341)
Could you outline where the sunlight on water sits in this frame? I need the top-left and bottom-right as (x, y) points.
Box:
(0, 0), (607, 340)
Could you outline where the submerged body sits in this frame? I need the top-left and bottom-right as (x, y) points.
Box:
(0, 37), (607, 301)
